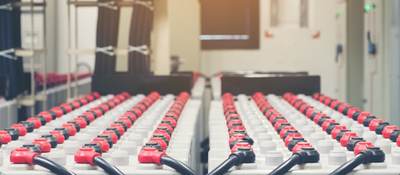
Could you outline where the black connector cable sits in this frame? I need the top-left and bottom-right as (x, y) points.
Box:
(207, 154), (239, 175)
(268, 148), (319, 175)
(269, 154), (301, 175)
(33, 156), (77, 175)
(329, 153), (365, 175)
(207, 149), (256, 175)
(160, 155), (196, 175)
(329, 147), (385, 175)
(93, 156), (125, 175)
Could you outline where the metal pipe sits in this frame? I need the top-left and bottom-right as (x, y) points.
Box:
(66, 0), (72, 101)
(30, 0), (36, 115)
(42, 0), (48, 110)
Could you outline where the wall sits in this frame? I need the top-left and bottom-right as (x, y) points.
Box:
(169, 0), (201, 72)
(386, 0), (400, 125)
(346, 0), (364, 108)
(56, 3), (97, 74)
(200, 0), (338, 96)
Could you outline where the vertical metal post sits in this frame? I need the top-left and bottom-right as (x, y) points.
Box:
(74, 0), (79, 98)
(30, 0), (36, 115)
(42, 0), (48, 110)
(66, 0), (72, 101)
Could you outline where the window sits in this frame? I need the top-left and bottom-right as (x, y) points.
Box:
(201, 0), (260, 49)
(270, 0), (309, 28)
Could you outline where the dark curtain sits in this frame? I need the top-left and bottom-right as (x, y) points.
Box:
(94, 0), (153, 76)
(0, 0), (26, 100)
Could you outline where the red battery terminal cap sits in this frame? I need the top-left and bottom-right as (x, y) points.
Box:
(74, 147), (101, 165)
(138, 147), (166, 164)
(32, 138), (52, 153)
(11, 124), (27, 136)
(10, 147), (38, 164)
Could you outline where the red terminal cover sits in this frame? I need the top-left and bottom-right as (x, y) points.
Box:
(27, 117), (42, 129)
(273, 119), (289, 130)
(33, 138), (52, 153)
(357, 112), (371, 124)
(279, 126), (295, 138)
(117, 117), (133, 128)
(339, 132), (358, 147)
(92, 138), (110, 153)
(82, 112), (96, 122)
(368, 119), (384, 131)
(231, 142), (252, 153)
(38, 112), (53, 122)
(331, 125), (347, 139)
(138, 147), (166, 164)
(158, 123), (174, 134)
(10, 148), (38, 164)
(60, 103), (73, 113)
(305, 108), (315, 118)
(313, 113), (325, 124)
(338, 104), (350, 113)
(130, 108), (143, 118)
(74, 147), (101, 165)
(102, 131), (118, 144)
(292, 142), (312, 153)
(122, 113), (138, 122)
(50, 107), (64, 118)
(284, 133), (303, 147)
(0, 130), (12, 144)
(154, 130), (171, 141)
(50, 131), (65, 144)
(62, 123), (77, 136)
(110, 124), (125, 135)
(382, 125), (399, 138)
(74, 118), (88, 129)
(79, 98), (89, 105)
(150, 137), (168, 150)
(354, 142), (374, 155)
(100, 104), (110, 112)
(346, 108), (360, 119)
(91, 108), (104, 118)
(71, 101), (81, 109)
(330, 100), (340, 109)
(321, 119), (336, 131)
(11, 124), (27, 136)
(228, 134), (246, 145)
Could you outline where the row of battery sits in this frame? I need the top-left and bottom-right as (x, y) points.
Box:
(0, 78), (92, 129)
(0, 91), (202, 175)
(209, 93), (400, 174)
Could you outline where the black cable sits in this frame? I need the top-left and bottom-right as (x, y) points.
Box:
(93, 156), (125, 175)
(160, 155), (196, 175)
(268, 153), (301, 175)
(207, 154), (240, 175)
(329, 153), (366, 175)
(32, 156), (76, 175)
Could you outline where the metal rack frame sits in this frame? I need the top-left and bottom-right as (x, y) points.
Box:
(65, 0), (155, 99)
(0, 0), (48, 114)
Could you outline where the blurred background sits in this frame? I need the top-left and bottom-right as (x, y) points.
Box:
(1, 0), (400, 125)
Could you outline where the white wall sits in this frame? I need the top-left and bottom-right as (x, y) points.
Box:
(200, 0), (338, 96)
(386, 0), (400, 125)
(56, 3), (98, 74)
(363, 0), (400, 123)
(169, 0), (201, 72)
